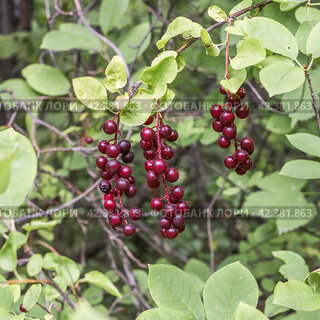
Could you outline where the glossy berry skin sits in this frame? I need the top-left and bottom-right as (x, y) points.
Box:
(159, 217), (171, 229)
(219, 85), (227, 95)
(98, 140), (108, 154)
(167, 130), (178, 142)
(128, 176), (136, 184)
(162, 146), (174, 160)
(147, 171), (159, 184)
(224, 156), (237, 169)
(125, 185), (137, 197)
(228, 93), (241, 107)
(172, 214), (185, 229)
(176, 201), (189, 214)
(165, 167), (179, 183)
(144, 115), (154, 125)
(123, 224), (136, 236)
(143, 150), (156, 160)
(235, 166), (247, 175)
(118, 140), (131, 154)
(235, 150), (249, 164)
(164, 203), (176, 218)
(140, 127), (155, 142)
(210, 104), (222, 119)
(159, 125), (172, 139)
(96, 156), (107, 170)
(151, 198), (163, 211)
(166, 227), (179, 239)
(241, 137), (254, 151)
(152, 159), (167, 175)
(85, 136), (93, 144)
(219, 111), (235, 126)
(106, 144), (120, 158)
(242, 158), (253, 170)
(222, 125), (237, 140)
(218, 136), (231, 148)
(247, 146), (254, 155)
(104, 198), (116, 211)
(103, 120), (118, 134)
(109, 213), (122, 227)
(147, 179), (160, 189)
(101, 170), (113, 180)
(144, 160), (153, 171)
(236, 105), (249, 119)
(129, 207), (142, 220)
(99, 181), (111, 193)
(212, 120), (223, 132)
(140, 140), (152, 150)
(122, 151), (134, 164)
(106, 159), (121, 175)
(237, 87), (246, 99)
(116, 178), (130, 192)
(119, 166), (132, 178)
(160, 228), (167, 238)
(20, 304), (27, 313)
(172, 185), (184, 200)
(104, 193), (113, 200)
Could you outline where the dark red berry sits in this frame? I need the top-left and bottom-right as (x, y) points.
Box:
(219, 111), (235, 126)
(237, 87), (246, 99)
(160, 228), (167, 238)
(99, 181), (111, 193)
(172, 214), (185, 229)
(166, 227), (179, 239)
(140, 127), (155, 142)
(96, 156), (107, 170)
(162, 145), (174, 160)
(159, 125), (172, 139)
(176, 201), (189, 214)
(247, 146), (254, 155)
(228, 93), (241, 107)
(169, 194), (180, 204)
(165, 167), (179, 183)
(218, 136), (231, 148)
(123, 224), (136, 236)
(177, 224), (185, 233)
(224, 156), (237, 169)
(122, 151), (134, 164)
(212, 120), (223, 132)
(104, 198), (116, 211)
(235, 166), (247, 175)
(159, 217), (171, 229)
(172, 185), (184, 199)
(235, 105), (249, 119)
(20, 304), (27, 313)
(104, 193), (114, 201)
(106, 144), (120, 158)
(222, 125), (237, 140)
(242, 158), (253, 170)
(164, 203), (176, 218)
(241, 137), (254, 151)
(109, 213), (122, 227)
(129, 207), (142, 220)
(145, 160), (153, 171)
(144, 115), (154, 125)
(118, 140), (131, 154)
(101, 170), (113, 180)
(120, 166), (132, 178)
(235, 150), (249, 164)
(128, 176), (136, 184)
(151, 198), (163, 211)
(106, 159), (121, 175)
(140, 140), (152, 150)
(125, 185), (137, 197)
(147, 170), (159, 183)
(98, 140), (109, 154)
(219, 85), (227, 95)
(210, 104), (222, 119)
(116, 178), (130, 192)
(167, 130), (178, 142)
(103, 120), (118, 134)
(143, 149), (156, 160)
(147, 179), (160, 188)
(152, 159), (167, 175)
(85, 136), (93, 144)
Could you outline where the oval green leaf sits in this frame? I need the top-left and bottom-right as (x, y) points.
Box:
(23, 284), (42, 310)
(280, 160), (320, 179)
(306, 22), (320, 58)
(286, 133), (320, 157)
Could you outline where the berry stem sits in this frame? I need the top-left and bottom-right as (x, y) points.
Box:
(225, 20), (232, 80)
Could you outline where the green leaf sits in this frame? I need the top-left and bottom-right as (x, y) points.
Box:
(23, 284), (42, 310)
(306, 22), (320, 58)
(272, 250), (309, 281)
(305, 269), (320, 293)
(200, 29), (220, 57)
(274, 0), (307, 12)
(45, 276), (66, 301)
(23, 220), (59, 232)
(273, 280), (320, 311)
(72, 77), (108, 111)
(295, 7), (320, 23)
(295, 21), (314, 55)
(141, 57), (178, 99)
(203, 262), (259, 320)
(157, 17), (202, 50)
(230, 38), (266, 69)
(220, 78), (243, 94)
(104, 55), (127, 93)
(208, 6), (227, 22)
(152, 51), (177, 67)
(233, 302), (269, 320)
(230, 0), (252, 16)
(264, 295), (288, 317)
(136, 307), (190, 320)
(27, 254), (43, 277)
(69, 300), (109, 320)
(0, 79), (37, 100)
(148, 264), (205, 320)
(41, 23), (102, 52)
(83, 271), (121, 298)
(0, 128), (37, 208)
(22, 64), (70, 96)
(0, 285), (14, 309)
(99, 0), (129, 35)
(286, 133), (320, 157)
(266, 115), (291, 134)
(243, 17), (299, 59)
(280, 160), (320, 179)
(10, 284), (21, 303)
(119, 23), (151, 63)
(184, 259), (211, 283)
(259, 63), (305, 97)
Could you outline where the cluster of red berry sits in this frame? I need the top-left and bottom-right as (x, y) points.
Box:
(139, 111), (189, 239)
(96, 116), (141, 236)
(211, 86), (254, 175)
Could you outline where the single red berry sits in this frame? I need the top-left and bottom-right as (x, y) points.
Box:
(235, 166), (247, 175)
(85, 136), (93, 144)
(218, 136), (231, 148)
(159, 125), (172, 139)
(172, 214), (185, 229)
(123, 224), (136, 236)
(242, 158), (253, 170)
(140, 140), (153, 150)
(228, 93), (241, 107)
(159, 217), (171, 229)
(129, 207), (142, 220)
(151, 198), (163, 211)
(164, 203), (176, 218)
(103, 120), (118, 134)
(128, 176), (136, 184)
(177, 224), (185, 233)
(152, 159), (167, 175)
(106, 159), (121, 175)
(236, 105), (249, 119)
(104, 193), (114, 201)
(237, 87), (246, 99)
(160, 228), (167, 238)
(169, 194), (180, 204)
(101, 170), (113, 180)
(143, 149), (156, 160)
(96, 156), (107, 170)
(247, 146), (254, 155)
(147, 170), (159, 183)
(212, 120), (223, 132)
(122, 151), (134, 164)
(210, 104), (222, 119)
(116, 178), (130, 192)
(167, 130), (178, 142)
(140, 127), (155, 142)
(20, 304), (27, 313)
(166, 227), (179, 239)
(176, 201), (189, 214)
(144, 115), (154, 125)
(162, 145), (174, 160)
(120, 166), (132, 178)
(172, 185), (184, 199)
(145, 160), (153, 171)
(104, 198), (116, 211)
(106, 144), (120, 158)
(99, 181), (111, 193)
(112, 187), (121, 197)
(98, 140), (109, 154)
(224, 156), (237, 169)
(118, 140), (131, 154)
(219, 110), (235, 126)
(222, 125), (237, 140)
(219, 85), (228, 95)
(109, 213), (122, 227)
(165, 167), (179, 183)
(241, 137), (254, 151)
(125, 185), (137, 197)
(235, 150), (249, 164)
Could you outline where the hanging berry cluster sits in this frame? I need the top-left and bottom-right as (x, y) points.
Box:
(139, 101), (189, 239)
(96, 114), (142, 236)
(210, 86), (254, 175)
